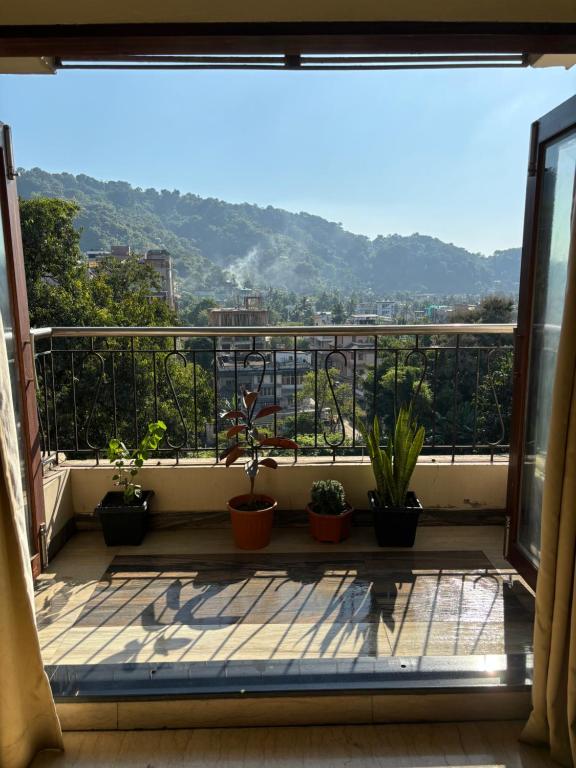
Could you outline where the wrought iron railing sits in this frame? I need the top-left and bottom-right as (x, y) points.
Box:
(32, 324), (515, 464)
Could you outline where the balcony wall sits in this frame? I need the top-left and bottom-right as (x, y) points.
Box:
(36, 322), (514, 553)
(42, 458), (508, 553)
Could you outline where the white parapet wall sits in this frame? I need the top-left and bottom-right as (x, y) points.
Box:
(64, 458), (508, 516)
(42, 466), (74, 550)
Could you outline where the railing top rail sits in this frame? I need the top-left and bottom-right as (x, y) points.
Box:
(37, 323), (516, 339)
(30, 327), (53, 340)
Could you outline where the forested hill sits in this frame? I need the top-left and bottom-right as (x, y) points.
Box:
(18, 168), (521, 296)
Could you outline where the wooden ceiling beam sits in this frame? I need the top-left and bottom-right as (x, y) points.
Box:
(0, 22), (575, 58)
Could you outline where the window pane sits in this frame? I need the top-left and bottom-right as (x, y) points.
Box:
(518, 128), (576, 567)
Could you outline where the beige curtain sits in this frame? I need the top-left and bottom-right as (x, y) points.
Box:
(0, 315), (63, 767)
(521, 210), (576, 767)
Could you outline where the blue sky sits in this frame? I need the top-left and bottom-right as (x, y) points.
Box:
(0, 66), (574, 254)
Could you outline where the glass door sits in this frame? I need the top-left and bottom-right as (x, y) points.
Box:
(0, 123), (46, 578)
(507, 96), (576, 589)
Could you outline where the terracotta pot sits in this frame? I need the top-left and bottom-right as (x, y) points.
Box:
(227, 494), (277, 550)
(307, 503), (354, 543)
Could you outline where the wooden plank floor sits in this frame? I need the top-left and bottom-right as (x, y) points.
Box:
(35, 527), (533, 669)
(31, 721), (555, 767)
(37, 527), (533, 665)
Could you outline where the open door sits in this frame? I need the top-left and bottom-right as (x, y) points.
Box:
(0, 123), (46, 578)
(507, 95), (576, 590)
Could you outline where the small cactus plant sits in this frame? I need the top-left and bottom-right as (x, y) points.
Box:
(310, 479), (347, 516)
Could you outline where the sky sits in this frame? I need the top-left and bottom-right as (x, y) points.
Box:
(0, 65), (575, 255)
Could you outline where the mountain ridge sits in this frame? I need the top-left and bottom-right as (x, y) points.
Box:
(17, 167), (521, 296)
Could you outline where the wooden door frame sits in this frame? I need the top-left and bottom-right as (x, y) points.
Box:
(0, 23), (574, 583)
(506, 95), (576, 591)
(0, 21), (575, 58)
(0, 124), (46, 579)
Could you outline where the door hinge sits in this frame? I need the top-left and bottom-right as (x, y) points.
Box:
(39, 522), (48, 568)
(503, 515), (511, 557)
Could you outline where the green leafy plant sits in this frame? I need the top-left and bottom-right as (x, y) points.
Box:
(310, 479), (347, 516)
(360, 404), (425, 508)
(221, 388), (298, 500)
(107, 420), (167, 504)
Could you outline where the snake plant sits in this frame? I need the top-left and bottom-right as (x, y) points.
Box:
(360, 405), (425, 508)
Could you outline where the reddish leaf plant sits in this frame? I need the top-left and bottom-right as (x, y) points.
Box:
(220, 388), (298, 501)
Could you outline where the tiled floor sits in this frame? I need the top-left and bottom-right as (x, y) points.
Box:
(35, 526), (533, 687)
(31, 721), (556, 768)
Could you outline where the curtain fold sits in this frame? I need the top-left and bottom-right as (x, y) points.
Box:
(0, 313), (63, 768)
(521, 208), (576, 768)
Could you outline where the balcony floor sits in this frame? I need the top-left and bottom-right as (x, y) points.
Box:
(35, 526), (534, 698)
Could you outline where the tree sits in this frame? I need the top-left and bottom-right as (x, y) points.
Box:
(331, 298), (347, 324)
(19, 168), (522, 298)
(20, 197), (100, 327)
(295, 296), (315, 325)
(451, 294), (515, 324)
(179, 296), (218, 326)
(20, 198), (178, 329)
(90, 255), (177, 326)
(362, 363), (433, 434)
(428, 294), (515, 450)
(23, 196), (213, 457)
(475, 350), (513, 448)
(299, 366), (353, 437)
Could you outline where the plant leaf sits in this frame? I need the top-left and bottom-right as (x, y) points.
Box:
(253, 405), (282, 421)
(226, 424), (246, 439)
(259, 437), (298, 450)
(242, 390), (258, 410)
(381, 449), (395, 506)
(225, 446), (245, 467)
(399, 425), (425, 504)
(259, 457), (278, 469)
(219, 444), (237, 461)
(222, 409), (246, 421)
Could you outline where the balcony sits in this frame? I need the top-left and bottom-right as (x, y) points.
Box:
(32, 324), (535, 727)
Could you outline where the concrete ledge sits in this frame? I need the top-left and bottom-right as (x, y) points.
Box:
(64, 459), (508, 517)
(75, 507), (506, 531)
(56, 690), (530, 731)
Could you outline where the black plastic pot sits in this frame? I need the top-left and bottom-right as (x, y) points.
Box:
(97, 490), (154, 546)
(367, 490), (422, 547)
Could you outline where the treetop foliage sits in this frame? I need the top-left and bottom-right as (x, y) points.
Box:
(18, 168), (521, 297)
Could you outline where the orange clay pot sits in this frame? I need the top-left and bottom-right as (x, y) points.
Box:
(307, 503), (354, 543)
(227, 494), (277, 550)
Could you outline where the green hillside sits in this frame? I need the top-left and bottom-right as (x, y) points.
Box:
(17, 168), (521, 296)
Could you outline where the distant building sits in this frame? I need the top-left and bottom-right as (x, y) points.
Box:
(209, 294), (269, 350)
(144, 249), (177, 310)
(348, 314), (381, 326)
(313, 311), (333, 326)
(209, 294), (269, 328)
(426, 304), (451, 322)
(354, 300), (398, 320)
(84, 244), (177, 309)
(217, 349), (311, 416)
(85, 250), (111, 261)
(111, 245), (132, 258)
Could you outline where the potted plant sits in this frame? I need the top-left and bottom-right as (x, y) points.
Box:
(97, 420), (167, 546)
(221, 388), (298, 549)
(360, 404), (425, 547)
(307, 479), (354, 543)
